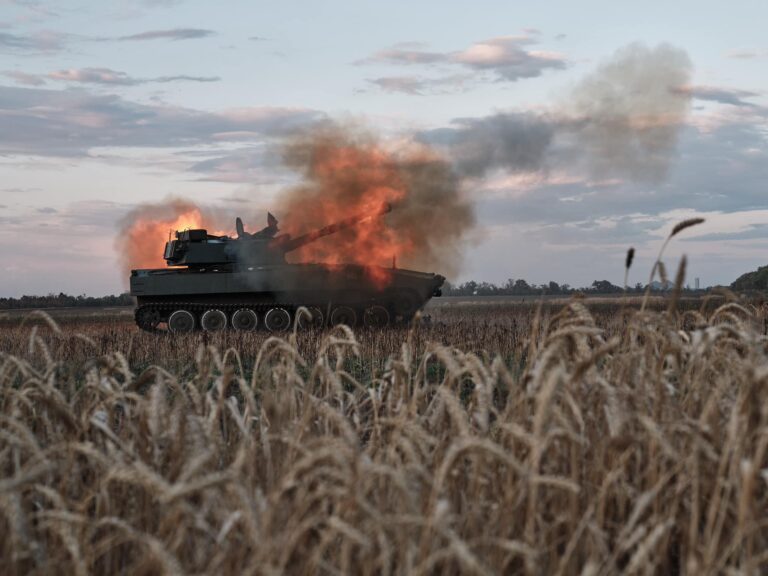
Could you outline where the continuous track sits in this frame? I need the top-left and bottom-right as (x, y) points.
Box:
(134, 300), (401, 333)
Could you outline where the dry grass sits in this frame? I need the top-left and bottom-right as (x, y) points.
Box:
(1, 295), (768, 575)
(0, 296), (714, 380)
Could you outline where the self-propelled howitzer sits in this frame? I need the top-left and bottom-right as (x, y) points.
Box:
(130, 205), (445, 333)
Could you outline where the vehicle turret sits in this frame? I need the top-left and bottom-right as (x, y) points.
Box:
(162, 203), (392, 268)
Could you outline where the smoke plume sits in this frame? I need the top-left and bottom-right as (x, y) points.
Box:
(434, 43), (693, 183)
(277, 124), (474, 278)
(443, 113), (555, 178)
(566, 43), (692, 181)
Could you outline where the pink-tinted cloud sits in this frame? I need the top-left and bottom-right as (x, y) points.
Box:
(46, 67), (220, 86)
(3, 70), (46, 86)
(359, 34), (567, 86)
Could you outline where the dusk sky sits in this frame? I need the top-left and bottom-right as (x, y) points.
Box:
(1, 0), (767, 296)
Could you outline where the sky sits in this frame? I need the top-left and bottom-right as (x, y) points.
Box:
(0, 0), (766, 296)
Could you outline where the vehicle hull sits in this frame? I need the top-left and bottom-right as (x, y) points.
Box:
(130, 263), (444, 331)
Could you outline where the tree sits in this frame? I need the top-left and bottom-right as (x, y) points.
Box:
(731, 265), (768, 292)
(460, 280), (478, 295)
(591, 280), (622, 294)
(476, 282), (497, 296)
(512, 279), (531, 294)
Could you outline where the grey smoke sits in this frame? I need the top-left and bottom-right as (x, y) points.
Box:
(566, 43), (692, 182)
(429, 113), (555, 178)
(424, 43), (693, 183)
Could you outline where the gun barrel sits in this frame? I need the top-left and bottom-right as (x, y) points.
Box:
(276, 203), (391, 253)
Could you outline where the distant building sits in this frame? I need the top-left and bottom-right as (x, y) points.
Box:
(695, 277), (700, 290)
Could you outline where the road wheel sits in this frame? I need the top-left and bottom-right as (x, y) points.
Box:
(330, 306), (357, 327)
(201, 309), (227, 332)
(135, 306), (161, 331)
(363, 305), (390, 328)
(231, 308), (258, 331)
(168, 310), (195, 333)
(297, 306), (324, 329)
(264, 308), (291, 332)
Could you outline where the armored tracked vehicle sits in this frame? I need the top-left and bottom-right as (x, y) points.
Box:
(130, 205), (445, 332)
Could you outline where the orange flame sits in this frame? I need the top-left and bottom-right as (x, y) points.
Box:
(119, 202), (213, 276)
(279, 138), (417, 288)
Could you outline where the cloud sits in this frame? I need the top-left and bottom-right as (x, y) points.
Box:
(0, 187), (42, 194)
(453, 36), (567, 81)
(153, 74), (219, 83)
(367, 74), (472, 95)
(367, 76), (426, 95)
(528, 214), (666, 246)
(3, 70), (46, 85)
(0, 26), (214, 53)
(187, 147), (285, 183)
(682, 223), (768, 242)
(678, 85), (761, 108)
(363, 46), (446, 65)
(5, 0), (60, 24)
(36, 206), (57, 214)
(48, 67), (137, 85)
(360, 34), (567, 90)
(0, 29), (67, 52)
(727, 49), (767, 60)
(118, 28), (215, 41)
(0, 85), (324, 157)
(44, 67), (220, 86)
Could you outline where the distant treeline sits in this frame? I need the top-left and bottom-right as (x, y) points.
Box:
(442, 279), (704, 297)
(0, 277), (728, 310)
(0, 293), (133, 310)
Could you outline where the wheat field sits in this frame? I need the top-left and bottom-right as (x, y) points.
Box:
(1, 292), (767, 575)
